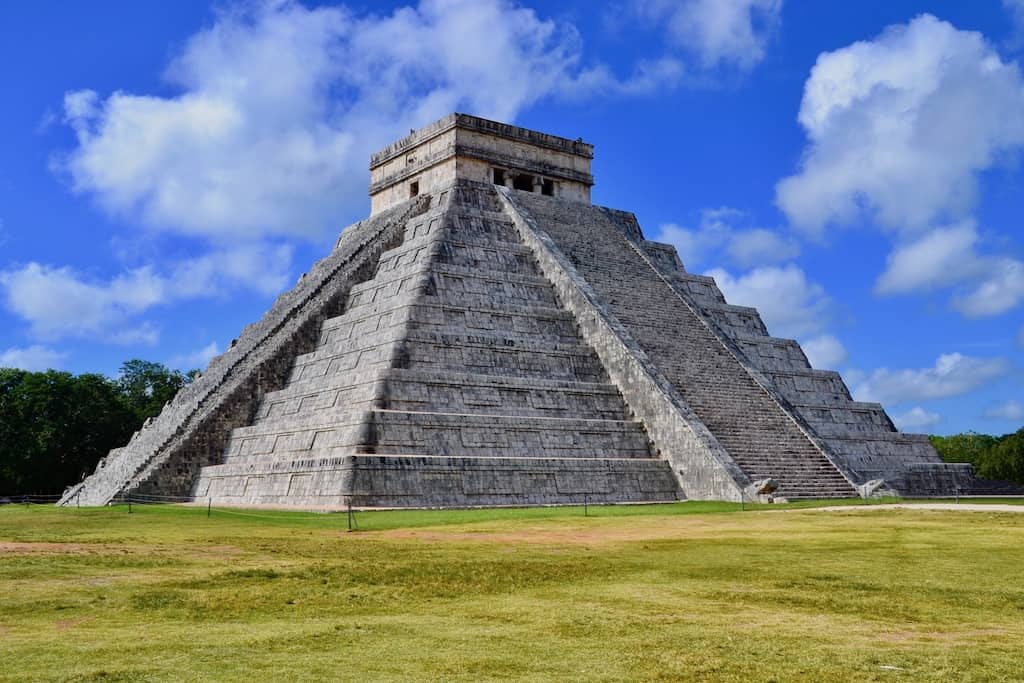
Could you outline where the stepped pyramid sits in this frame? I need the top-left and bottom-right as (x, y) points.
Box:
(61, 114), (971, 508)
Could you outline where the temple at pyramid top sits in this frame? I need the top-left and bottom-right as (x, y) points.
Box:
(369, 113), (594, 214)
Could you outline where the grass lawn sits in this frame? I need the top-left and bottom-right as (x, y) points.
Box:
(1, 502), (1022, 682)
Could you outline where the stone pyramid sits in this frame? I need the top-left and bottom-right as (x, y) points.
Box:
(61, 114), (971, 508)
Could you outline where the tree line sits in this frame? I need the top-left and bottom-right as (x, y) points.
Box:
(930, 429), (1024, 484)
(0, 360), (196, 496)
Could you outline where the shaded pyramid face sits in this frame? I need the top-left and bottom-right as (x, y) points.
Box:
(62, 114), (971, 508)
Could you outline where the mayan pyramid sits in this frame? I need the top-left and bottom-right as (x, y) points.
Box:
(60, 114), (972, 508)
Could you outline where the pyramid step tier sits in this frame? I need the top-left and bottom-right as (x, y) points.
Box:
(288, 328), (609, 387)
(222, 410), (654, 463)
(194, 454), (682, 508)
(345, 262), (563, 313)
(381, 234), (539, 276)
(379, 369), (631, 419)
(253, 369), (630, 425)
(319, 299), (585, 348)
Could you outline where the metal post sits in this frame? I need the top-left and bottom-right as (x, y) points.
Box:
(128, 494), (132, 514)
(207, 499), (212, 518)
(584, 494), (589, 517)
(347, 501), (354, 532)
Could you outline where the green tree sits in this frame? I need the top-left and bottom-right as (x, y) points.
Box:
(977, 428), (1024, 483)
(116, 359), (193, 423)
(929, 432), (999, 467)
(0, 369), (136, 494)
(0, 360), (196, 495)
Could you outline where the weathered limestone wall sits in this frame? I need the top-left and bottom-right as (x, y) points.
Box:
(370, 157), (457, 215)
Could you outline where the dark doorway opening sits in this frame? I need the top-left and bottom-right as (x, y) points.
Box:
(513, 173), (534, 192)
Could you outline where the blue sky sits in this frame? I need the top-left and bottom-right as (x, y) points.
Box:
(1, 0), (1021, 435)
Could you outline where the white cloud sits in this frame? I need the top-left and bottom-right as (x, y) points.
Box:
(631, 0), (782, 70)
(166, 243), (293, 298)
(0, 263), (164, 342)
(777, 14), (1024, 235)
(706, 264), (829, 338)
(874, 222), (985, 294)
(168, 341), (220, 371)
(656, 207), (798, 269)
(892, 406), (942, 431)
(108, 323), (161, 347)
(0, 243), (290, 343)
(873, 221), (1024, 317)
(851, 352), (1011, 405)
(953, 257), (1024, 317)
(0, 345), (67, 371)
(657, 215), (732, 268)
(726, 228), (799, 268)
(801, 334), (848, 369)
(985, 399), (1024, 422)
(58, 0), (600, 240)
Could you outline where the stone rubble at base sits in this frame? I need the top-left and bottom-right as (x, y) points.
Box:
(60, 114), (973, 509)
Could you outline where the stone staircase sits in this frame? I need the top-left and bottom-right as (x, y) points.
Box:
(639, 240), (963, 494)
(506, 192), (858, 500)
(192, 185), (681, 507)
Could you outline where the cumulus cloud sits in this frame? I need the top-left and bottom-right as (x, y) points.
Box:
(706, 264), (829, 338)
(0, 243), (290, 343)
(58, 0), (603, 239)
(801, 334), (848, 369)
(874, 221), (1024, 317)
(656, 207), (798, 269)
(874, 222), (985, 294)
(985, 399), (1024, 422)
(953, 257), (1024, 317)
(892, 406), (942, 431)
(631, 0), (782, 70)
(726, 228), (800, 268)
(0, 263), (164, 342)
(168, 341), (220, 371)
(0, 345), (67, 371)
(777, 14), (1024, 235)
(850, 352), (1011, 405)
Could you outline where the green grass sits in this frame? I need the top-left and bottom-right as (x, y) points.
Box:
(1, 502), (1023, 682)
